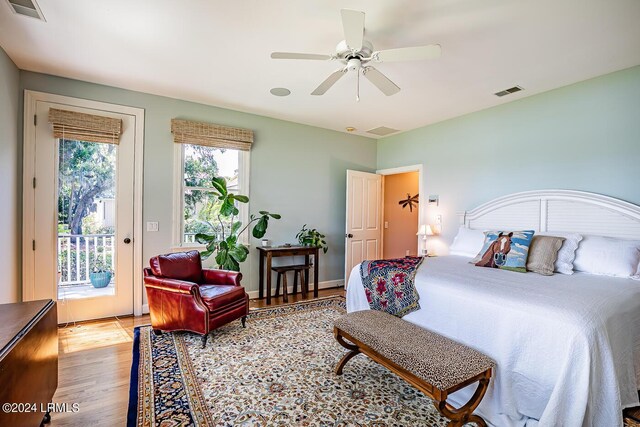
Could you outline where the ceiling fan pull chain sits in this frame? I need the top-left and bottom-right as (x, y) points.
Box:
(356, 69), (360, 102)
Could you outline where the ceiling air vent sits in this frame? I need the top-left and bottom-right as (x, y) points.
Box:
(7, 0), (45, 21)
(494, 86), (523, 97)
(367, 126), (400, 136)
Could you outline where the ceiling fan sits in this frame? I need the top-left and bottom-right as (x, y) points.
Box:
(271, 9), (441, 101)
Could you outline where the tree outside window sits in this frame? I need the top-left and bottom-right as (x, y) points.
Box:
(182, 144), (241, 244)
(58, 139), (116, 236)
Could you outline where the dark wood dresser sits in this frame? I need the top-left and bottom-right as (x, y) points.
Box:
(0, 300), (58, 427)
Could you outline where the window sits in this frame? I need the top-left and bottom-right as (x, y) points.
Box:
(175, 144), (249, 246)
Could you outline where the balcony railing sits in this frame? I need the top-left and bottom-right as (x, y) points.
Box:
(58, 234), (115, 286)
(183, 231), (223, 245)
(184, 233), (198, 244)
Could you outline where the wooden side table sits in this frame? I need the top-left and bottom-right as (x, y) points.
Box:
(256, 245), (320, 305)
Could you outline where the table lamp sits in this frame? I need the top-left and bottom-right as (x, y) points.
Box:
(417, 224), (435, 256)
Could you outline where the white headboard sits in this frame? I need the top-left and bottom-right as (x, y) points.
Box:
(457, 190), (640, 240)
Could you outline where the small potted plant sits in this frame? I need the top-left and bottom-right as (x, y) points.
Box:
(89, 259), (113, 288)
(296, 224), (328, 253)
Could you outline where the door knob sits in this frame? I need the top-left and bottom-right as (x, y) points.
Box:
(345, 233), (353, 238)
(124, 238), (131, 244)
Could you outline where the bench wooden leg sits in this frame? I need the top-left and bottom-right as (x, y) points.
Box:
(275, 272), (281, 297)
(434, 374), (490, 427)
(293, 270), (298, 295)
(335, 348), (360, 375)
(334, 329), (360, 375)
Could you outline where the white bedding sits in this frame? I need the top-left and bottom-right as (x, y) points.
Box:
(346, 256), (640, 427)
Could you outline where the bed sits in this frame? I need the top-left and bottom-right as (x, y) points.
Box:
(345, 190), (640, 427)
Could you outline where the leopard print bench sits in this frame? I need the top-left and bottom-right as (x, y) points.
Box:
(334, 310), (495, 427)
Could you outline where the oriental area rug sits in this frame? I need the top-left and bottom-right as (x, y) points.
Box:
(127, 296), (639, 427)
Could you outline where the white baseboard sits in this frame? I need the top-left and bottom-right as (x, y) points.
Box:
(139, 280), (343, 315)
(246, 279), (343, 300)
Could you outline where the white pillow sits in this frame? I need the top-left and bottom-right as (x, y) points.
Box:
(450, 227), (485, 258)
(539, 232), (583, 275)
(573, 235), (640, 279)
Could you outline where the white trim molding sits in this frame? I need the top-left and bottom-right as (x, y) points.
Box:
(457, 189), (640, 240)
(245, 280), (344, 300)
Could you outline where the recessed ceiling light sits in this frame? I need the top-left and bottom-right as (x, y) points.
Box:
(346, 127), (356, 132)
(270, 88), (291, 97)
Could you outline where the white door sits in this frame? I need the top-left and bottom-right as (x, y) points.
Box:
(345, 170), (382, 286)
(28, 100), (135, 323)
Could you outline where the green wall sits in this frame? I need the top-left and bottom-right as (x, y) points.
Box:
(0, 45), (20, 304)
(377, 66), (640, 248)
(14, 64), (640, 301)
(19, 71), (377, 297)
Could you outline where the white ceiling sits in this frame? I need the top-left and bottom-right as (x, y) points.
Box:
(1, 0), (639, 138)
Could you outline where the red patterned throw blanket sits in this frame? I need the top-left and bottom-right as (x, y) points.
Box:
(360, 257), (423, 317)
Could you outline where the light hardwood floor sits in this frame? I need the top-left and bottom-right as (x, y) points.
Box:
(50, 287), (345, 426)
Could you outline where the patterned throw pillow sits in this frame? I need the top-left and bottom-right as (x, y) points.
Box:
(471, 230), (535, 272)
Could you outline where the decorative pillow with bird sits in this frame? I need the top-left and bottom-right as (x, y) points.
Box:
(471, 230), (535, 272)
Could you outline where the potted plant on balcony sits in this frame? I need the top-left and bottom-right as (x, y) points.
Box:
(296, 224), (329, 253)
(89, 259), (113, 288)
(195, 176), (281, 271)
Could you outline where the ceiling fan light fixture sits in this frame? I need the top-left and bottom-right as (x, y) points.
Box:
(346, 58), (362, 72)
(270, 9), (441, 99)
(270, 87), (291, 97)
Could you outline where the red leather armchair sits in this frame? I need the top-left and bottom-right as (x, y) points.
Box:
(143, 250), (249, 347)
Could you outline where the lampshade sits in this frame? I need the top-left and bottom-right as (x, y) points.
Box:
(417, 224), (435, 236)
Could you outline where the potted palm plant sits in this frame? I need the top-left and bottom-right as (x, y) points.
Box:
(195, 177), (281, 271)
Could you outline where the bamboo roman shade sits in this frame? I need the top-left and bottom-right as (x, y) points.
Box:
(171, 119), (253, 151)
(48, 108), (123, 144)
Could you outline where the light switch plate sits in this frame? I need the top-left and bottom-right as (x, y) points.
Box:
(147, 221), (159, 232)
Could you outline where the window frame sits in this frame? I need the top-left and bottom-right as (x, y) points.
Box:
(172, 143), (250, 249)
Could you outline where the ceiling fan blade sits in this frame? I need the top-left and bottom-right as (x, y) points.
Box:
(374, 44), (441, 62)
(363, 67), (400, 96)
(341, 9), (365, 51)
(311, 69), (347, 95)
(271, 52), (332, 60)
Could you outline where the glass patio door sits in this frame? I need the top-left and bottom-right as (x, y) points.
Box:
(32, 100), (135, 323)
